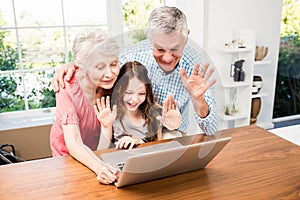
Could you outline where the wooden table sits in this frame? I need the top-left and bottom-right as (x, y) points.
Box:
(0, 125), (299, 200)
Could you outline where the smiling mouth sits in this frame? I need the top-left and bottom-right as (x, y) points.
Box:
(127, 102), (139, 108)
(101, 79), (114, 84)
(160, 60), (173, 66)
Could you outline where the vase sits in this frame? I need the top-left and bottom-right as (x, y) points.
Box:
(250, 97), (261, 124)
(255, 46), (268, 61)
(252, 75), (263, 94)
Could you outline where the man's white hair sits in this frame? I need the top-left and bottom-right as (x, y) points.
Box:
(147, 6), (188, 40)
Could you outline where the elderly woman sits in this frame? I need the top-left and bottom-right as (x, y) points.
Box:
(50, 29), (120, 184)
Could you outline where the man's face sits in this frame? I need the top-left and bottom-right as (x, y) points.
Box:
(151, 31), (187, 73)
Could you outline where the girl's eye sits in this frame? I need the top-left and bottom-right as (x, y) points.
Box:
(139, 92), (146, 96)
(125, 91), (133, 95)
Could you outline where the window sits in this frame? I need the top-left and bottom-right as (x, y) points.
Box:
(273, 0), (300, 123)
(0, 0), (164, 129)
(0, 0), (110, 115)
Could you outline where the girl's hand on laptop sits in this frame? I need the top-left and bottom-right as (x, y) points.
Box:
(115, 136), (144, 150)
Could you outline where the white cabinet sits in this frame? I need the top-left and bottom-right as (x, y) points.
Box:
(213, 36), (255, 130)
(213, 32), (277, 130)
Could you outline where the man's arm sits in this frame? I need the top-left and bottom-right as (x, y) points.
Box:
(179, 63), (219, 135)
(52, 62), (77, 92)
(179, 63), (216, 117)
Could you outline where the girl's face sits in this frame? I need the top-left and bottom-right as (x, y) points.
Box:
(85, 52), (120, 89)
(123, 77), (146, 113)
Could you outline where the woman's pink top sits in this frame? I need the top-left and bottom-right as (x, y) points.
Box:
(50, 70), (101, 156)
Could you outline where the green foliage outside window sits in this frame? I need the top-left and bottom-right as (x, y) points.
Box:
(0, 31), (25, 112)
(273, 0), (300, 118)
(122, 0), (162, 43)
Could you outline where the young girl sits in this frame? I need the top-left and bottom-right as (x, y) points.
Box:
(94, 61), (182, 150)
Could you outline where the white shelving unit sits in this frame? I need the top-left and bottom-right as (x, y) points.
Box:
(178, 0), (282, 131)
(214, 36), (255, 130)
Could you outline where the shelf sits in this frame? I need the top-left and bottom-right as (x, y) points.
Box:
(251, 92), (268, 98)
(219, 47), (252, 53)
(223, 81), (250, 88)
(254, 60), (271, 66)
(255, 122), (274, 130)
(221, 113), (248, 121)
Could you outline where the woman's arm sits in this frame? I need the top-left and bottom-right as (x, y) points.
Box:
(63, 124), (119, 184)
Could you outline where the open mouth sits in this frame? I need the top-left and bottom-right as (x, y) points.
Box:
(127, 102), (139, 109)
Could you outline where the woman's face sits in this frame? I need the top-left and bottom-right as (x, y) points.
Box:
(123, 77), (146, 113)
(85, 52), (120, 89)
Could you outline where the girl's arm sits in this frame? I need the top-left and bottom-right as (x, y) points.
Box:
(63, 124), (119, 184)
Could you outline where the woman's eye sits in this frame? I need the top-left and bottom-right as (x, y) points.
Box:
(111, 61), (118, 66)
(96, 65), (106, 69)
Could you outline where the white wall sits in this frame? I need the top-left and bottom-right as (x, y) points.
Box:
(175, 0), (205, 47)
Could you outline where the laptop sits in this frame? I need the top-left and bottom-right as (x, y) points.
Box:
(100, 137), (231, 188)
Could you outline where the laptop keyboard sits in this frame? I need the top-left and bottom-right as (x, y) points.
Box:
(117, 162), (125, 171)
(101, 140), (183, 169)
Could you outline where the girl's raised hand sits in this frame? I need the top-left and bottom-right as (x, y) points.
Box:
(94, 96), (117, 128)
(159, 93), (182, 130)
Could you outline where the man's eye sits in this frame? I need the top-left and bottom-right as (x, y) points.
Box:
(170, 49), (178, 52)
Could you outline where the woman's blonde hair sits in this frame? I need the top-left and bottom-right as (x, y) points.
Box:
(72, 29), (119, 68)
